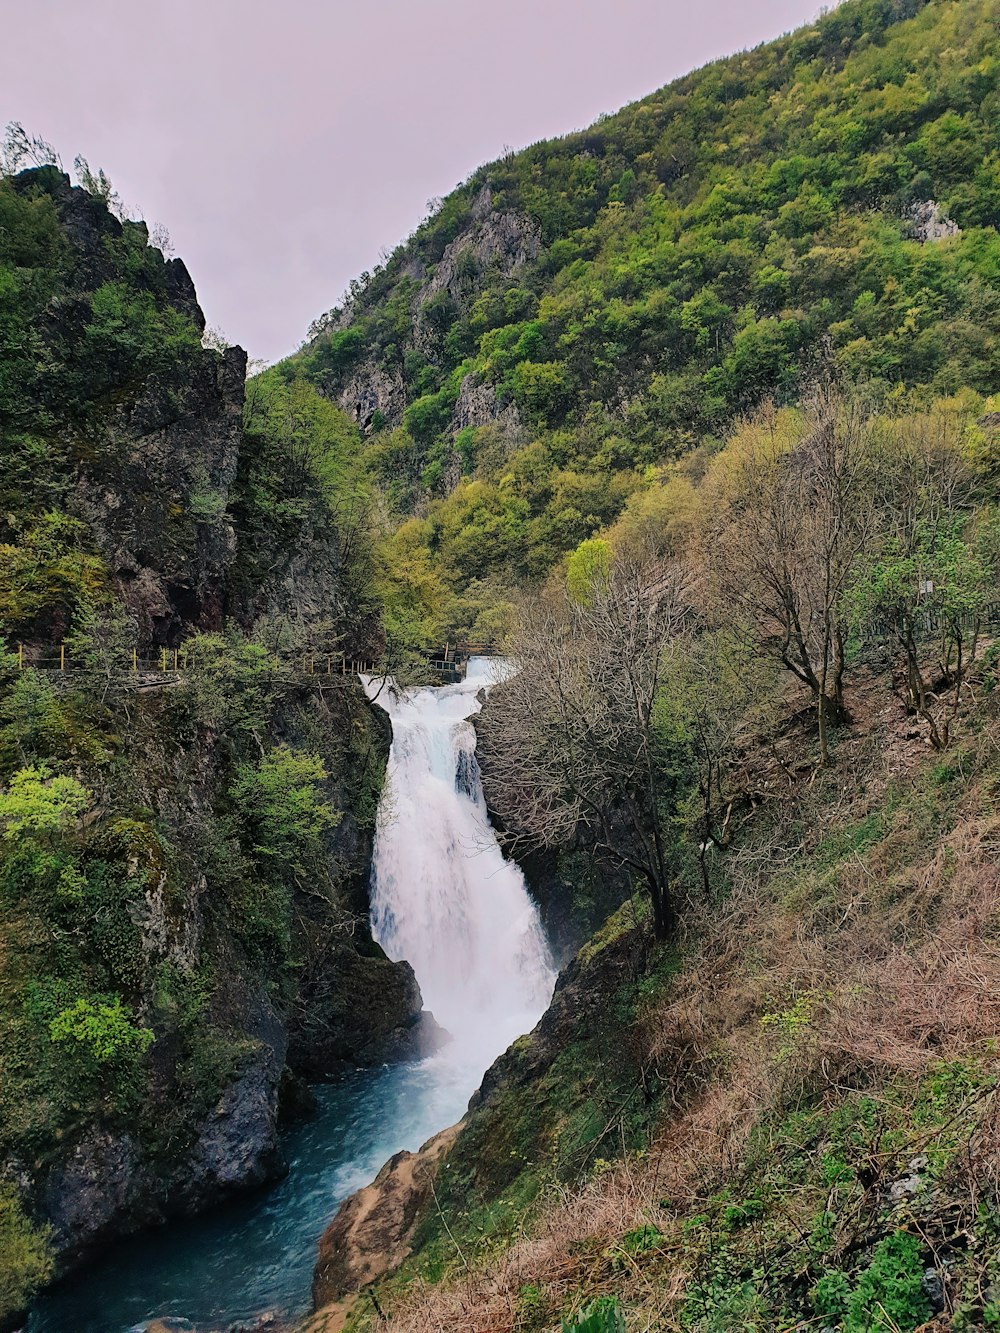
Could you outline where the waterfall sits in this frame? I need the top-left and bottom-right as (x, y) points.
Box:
(364, 656), (556, 1069)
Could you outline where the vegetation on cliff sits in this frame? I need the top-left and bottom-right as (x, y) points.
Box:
(0, 143), (402, 1325)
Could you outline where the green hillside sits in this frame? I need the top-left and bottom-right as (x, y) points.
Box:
(292, 0), (1000, 645)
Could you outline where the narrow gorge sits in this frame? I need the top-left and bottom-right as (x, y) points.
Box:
(27, 660), (554, 1333)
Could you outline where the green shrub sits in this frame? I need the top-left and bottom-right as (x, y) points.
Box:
(230, 746), (337, 878)
(49, 995), (154, 1064)
(846, 1233), (932, 1331)
(0, 1183), (53, 1324)
(0, 514), (106, 634)
(0, 764), (87, 841)
(812, 1234), (932, 1332)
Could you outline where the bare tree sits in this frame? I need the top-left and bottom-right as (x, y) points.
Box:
(479, 555), (690, 940)
(661, 628), (778, 896)
(700, 388), (877, 765)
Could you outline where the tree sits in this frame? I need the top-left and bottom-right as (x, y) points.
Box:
(701, 389), (877, 764)
(848, 405), (1000, 746)
(566, 538), (612, 606)
(0, 1184), (52, 1322)
(848, 519), (994, 749)
(847, 409), (997, 748)
(230, 746), (338, 884)
(480, 554), (690, 940)
(64, 600), (139, 703)
(73, 156), (128, 220)
(0, 122), (60, 176)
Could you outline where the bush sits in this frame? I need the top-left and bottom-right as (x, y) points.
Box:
(846, 1233), (932, 1331)
(227, 746), (340, 959)
(49, 995), (154, 1065)
(0, 764), (87, 842)
(230, 746), (338, 879)
(0, 513), (106, 635)
(0, 1183), (53, 1325)
(812, 1234), (932, 1331)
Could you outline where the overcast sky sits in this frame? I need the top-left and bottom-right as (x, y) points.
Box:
(5, 0), (824, 364)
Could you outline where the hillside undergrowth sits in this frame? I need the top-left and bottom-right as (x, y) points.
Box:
(326, 673), (1000, 1332)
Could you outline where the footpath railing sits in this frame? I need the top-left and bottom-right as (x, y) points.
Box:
(11, 641), (500, 684)
(855, 602), (1000, 647)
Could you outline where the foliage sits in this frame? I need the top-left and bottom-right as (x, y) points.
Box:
(0, 513), (107, 636)
(230, 746), (338, 880)
(49, 995), (154, 1065)
(227, 745), (339, 959)
(813, 1233), (932, 1331)
(0, 1182), (53, 1322)
(0, 764), (87, 841)
(561, 1296), (625, 1332)
(0, 163), (205, 548)
(0, 673), (107, 771)
(233, 367), (377, 638)
(566, 538), (612, 607)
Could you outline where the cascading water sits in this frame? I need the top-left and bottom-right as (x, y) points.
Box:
(365, 655), (556, 1065)
(28, 657), (554, 1333)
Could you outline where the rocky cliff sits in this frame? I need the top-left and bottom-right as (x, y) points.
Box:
(0, 166), (420, 1324)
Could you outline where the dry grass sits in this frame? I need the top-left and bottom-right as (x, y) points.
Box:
(346, 710), (1000, 1333)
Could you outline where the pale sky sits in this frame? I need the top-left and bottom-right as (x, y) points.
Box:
(4, 1), (824, 363)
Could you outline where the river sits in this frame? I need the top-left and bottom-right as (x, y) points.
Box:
(28, 657), (555, 1333)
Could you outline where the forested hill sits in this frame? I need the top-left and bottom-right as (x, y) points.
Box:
(289, 0), (1000, 645)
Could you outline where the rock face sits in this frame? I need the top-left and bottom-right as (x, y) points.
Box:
(421, 187), (541, 309)
(324, 186), (539, 441)
(10, 169), (247, 648)
(43, 992), (286, 1264)
(452, 370), (523, 440)
(31, 682), (419, 1274)
(287, 942), (444, 1077)
(904, 198), (961, 243)
(336, 362), (406, 434)
(309, 1123), (462, 1327)
(76, 342), (247, 646)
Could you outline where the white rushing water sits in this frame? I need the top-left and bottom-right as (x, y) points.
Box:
(364, 655), (556, 1074)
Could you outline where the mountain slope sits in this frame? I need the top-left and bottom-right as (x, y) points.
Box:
(291, 0), (1000, 643)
